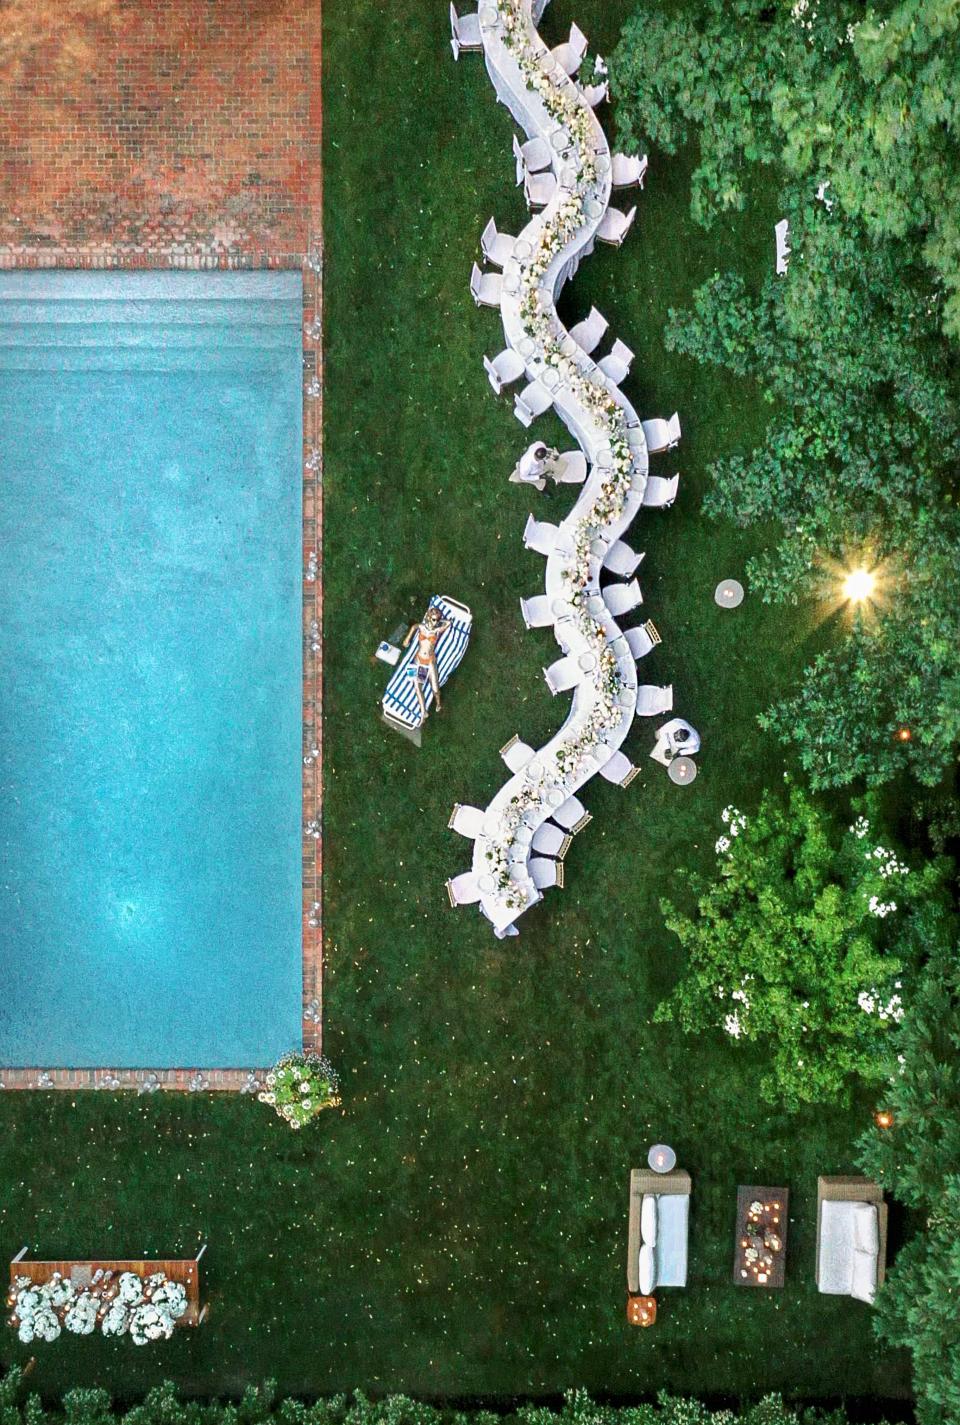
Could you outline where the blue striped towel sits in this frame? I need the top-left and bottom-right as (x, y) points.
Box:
(382, 595), (473, 730)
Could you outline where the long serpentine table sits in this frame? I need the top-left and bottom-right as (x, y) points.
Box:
(462, 0), (653, 935)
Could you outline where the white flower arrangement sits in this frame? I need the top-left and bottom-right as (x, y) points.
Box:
(8, 1268), (189, 1345)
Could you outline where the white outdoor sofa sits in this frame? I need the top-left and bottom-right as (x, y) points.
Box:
(816, 1175), (888, 1304)
(627, 1166), (691, 1293)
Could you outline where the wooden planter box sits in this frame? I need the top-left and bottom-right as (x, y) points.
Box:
(9, 1245), (207, 1325)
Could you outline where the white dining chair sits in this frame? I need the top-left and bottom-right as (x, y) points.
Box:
(552, 450), (587, 484)
(532, 822), (573, 859)
(603, 538), (644, 578)
(579, 79), (607, 107)
(551, 22), (588, 75)
(512, 133), (552, 184)
(449, 3), (482, 59)
(523, 513), (560, 556)
(470, 262), (502, 308)
(569, 305), (608, 355)
(602, 579), (643, 618)
(642, 413), (681, 453)
(530, 857), (565, 890)
(624, 620), (662, 659)
(520, 593), (554, 628)
(446, 871), (482, 906)
(514, 379), (553, 427)
(597, 338), (635, 386)
(448, 803), (486, 839)
(543, 655), (581, 695)
(627, 619), (661, 658)
(642, 473), (680, 508)
(598, 750), (639, 786)
(636, 684), (673, 717)
(552, 794), (590, 834)
(596, 205), (637, 247)
(483, 347), (526, 394)
(481, 216), (515, 268)
(611, 152), (648, 188)
(524, 169), (558, 210)
(500, 734), (535, 774)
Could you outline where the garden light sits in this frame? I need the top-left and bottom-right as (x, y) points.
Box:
(842, 567), (876, 603)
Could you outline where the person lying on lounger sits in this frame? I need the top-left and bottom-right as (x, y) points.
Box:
(403, 604), (450, 721)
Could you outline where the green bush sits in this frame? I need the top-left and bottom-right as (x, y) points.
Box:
(0, 1378), (905, 1425)
(856, 941), (960, 1424)
(655, 779), (950, 1108)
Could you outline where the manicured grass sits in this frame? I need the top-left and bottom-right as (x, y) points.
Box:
(0, 0), (911, 1414)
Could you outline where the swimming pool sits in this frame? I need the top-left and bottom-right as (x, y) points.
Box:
(0, 271), (304, 1068)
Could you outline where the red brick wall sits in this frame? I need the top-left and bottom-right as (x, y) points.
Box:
(0, 0), (319, 266)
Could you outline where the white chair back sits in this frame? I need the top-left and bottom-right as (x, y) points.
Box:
(447, 871), (481, 906)
(520, 594), (553, 628)
(603, 579), (643, 618)
(448, 803), (486, 839)
(530, 857), (564, 890)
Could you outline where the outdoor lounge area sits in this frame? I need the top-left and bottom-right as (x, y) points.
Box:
(0, 0), (957, 1420)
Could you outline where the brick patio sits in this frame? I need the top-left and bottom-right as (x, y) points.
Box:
(0, 0), (323, 1090)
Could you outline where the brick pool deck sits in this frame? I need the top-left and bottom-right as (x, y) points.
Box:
(0, 0), (323, 1091)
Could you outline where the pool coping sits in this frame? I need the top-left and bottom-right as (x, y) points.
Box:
(0, 34), (323, 1095)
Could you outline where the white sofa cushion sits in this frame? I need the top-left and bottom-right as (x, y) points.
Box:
(852, 1202), (879, 1254)
(655, 1192), (689, 1287)
(850, 1246), (878, 1304)
(640, 1194), (657, 1246)
(637, 1242), (656, 1295)
(818, 1200), (857, 1294)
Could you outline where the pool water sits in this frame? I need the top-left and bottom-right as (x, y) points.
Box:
(0, 271), (304, 1067)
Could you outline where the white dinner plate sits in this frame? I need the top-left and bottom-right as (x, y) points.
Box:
(546, 787), (564, 808)
(590, 537), (607, 558)
(517, 336), (535, 357)
(585, 197), (602, 219)
(579, 651), (597, 672)
(541, 367), (560, 390)
(552, 598), (570, 617)
(478, 875), (496, 895)
(514, 239), (532, 261)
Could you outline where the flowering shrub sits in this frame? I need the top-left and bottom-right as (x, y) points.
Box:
(656, 778), (950, 1108)
(7, 1269), (188, 1345)
(258, 1052), (340, 1129)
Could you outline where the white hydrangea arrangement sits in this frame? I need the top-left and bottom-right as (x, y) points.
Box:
(7, 1268), (188, 1345)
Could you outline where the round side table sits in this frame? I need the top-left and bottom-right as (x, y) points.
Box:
(648, 1143), (677, 1174)
(715, 579), (745, 608)
(668, 757), (698, 786)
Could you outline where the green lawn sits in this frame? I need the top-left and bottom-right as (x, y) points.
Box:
(0, 0), (912, 1414)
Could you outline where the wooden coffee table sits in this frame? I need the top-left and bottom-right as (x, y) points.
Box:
(733, 1185), (788, 1287)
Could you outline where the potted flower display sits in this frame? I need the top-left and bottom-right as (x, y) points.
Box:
(258, 1051), (340, 1128)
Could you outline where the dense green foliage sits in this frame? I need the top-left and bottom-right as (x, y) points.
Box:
(611, 3), (960, 788)
(611, 0), (960, 339)
(857, 941), (960, 1424)
(656, 780), (949, 1107)
(662, 195), (960, 788)
(0, 1376), (904, 1425)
